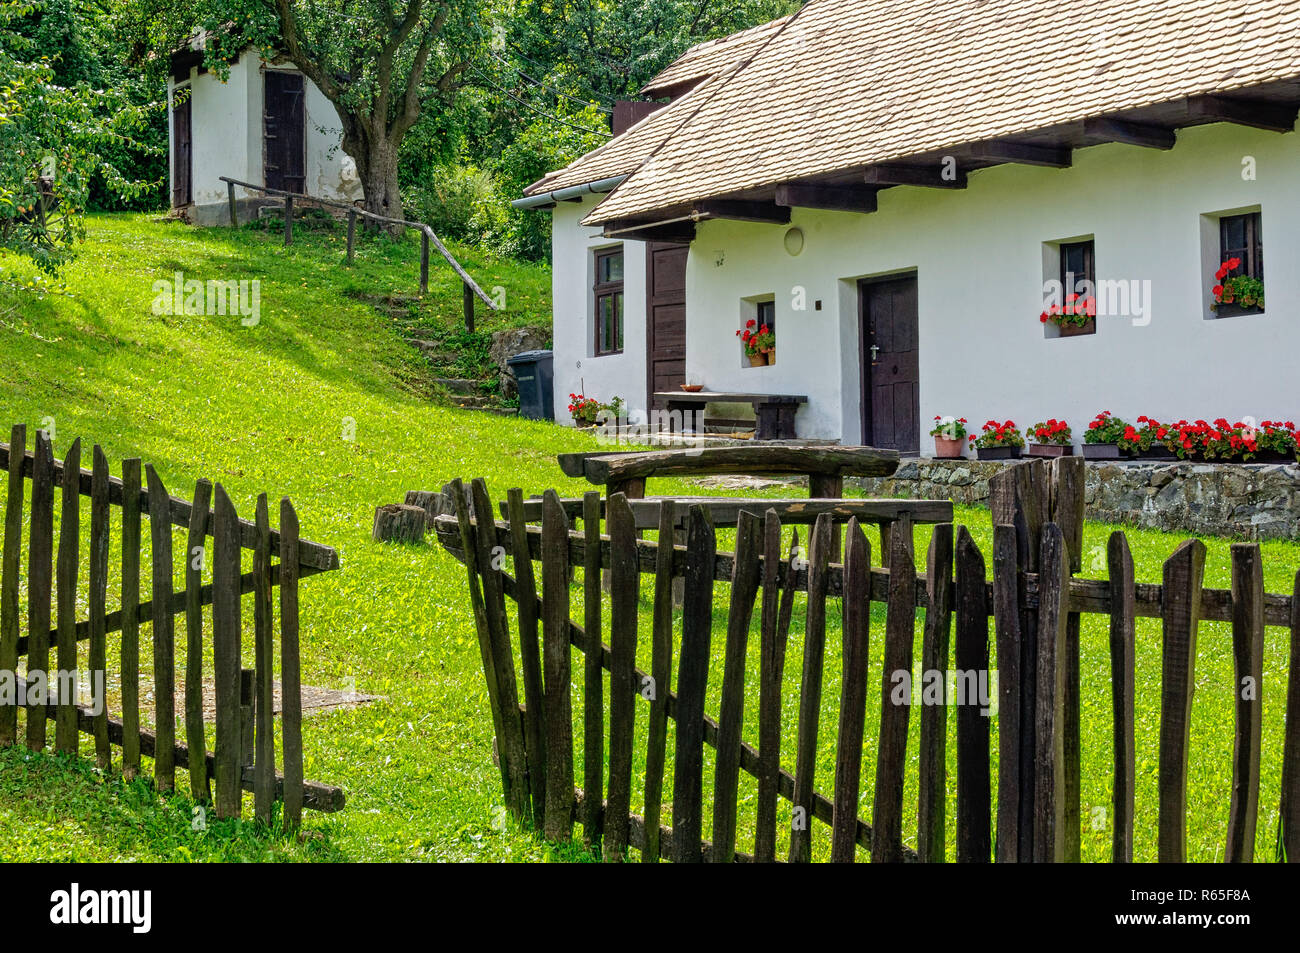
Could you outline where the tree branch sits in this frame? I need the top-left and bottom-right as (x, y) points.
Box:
(272, 0), (340, 101)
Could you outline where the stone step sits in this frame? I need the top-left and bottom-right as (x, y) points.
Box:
(434, 377), (488, 396)
(451, 394), (495, 409)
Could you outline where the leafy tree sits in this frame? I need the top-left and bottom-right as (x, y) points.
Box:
(198, 0), (481, 226)
(0, 0), (156, 275)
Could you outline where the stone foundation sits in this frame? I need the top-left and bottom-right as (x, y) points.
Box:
(849, 458), (1300, 540)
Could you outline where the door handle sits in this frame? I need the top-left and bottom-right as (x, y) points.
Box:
(870, 344), (881, 362)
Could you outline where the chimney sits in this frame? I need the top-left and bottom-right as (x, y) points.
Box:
(612, 100), (666, 136)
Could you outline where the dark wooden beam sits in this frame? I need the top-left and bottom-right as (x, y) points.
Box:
(956, 140), (1072, 168)
(1083, 117), (1176, 150)
(1184, 95), (1298, 133)
(863, 163), (966, 189)
(691, 200), (791, 224)
(774, 184), (877, 214)
(602, 221), (697, 243)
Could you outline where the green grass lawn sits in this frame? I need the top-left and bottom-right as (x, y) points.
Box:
(0, 213), (1295, 862)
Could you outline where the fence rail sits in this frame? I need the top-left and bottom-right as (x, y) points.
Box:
(218, 175), (496, 330)
(0, 424), (345, 822)
(436, 460), (1300, 862)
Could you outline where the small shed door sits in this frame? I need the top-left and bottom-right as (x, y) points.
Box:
(646, 243), (689, 409)
(860, 275), (920, 453)
(171, 90), (192, 207)
(264, 72), (306, 194)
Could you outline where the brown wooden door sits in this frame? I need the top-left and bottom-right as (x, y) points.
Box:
(171, 92), (192, 207)
(860, 276), (920, 452)
(264, 72), (306, 193)
(646, 243), (689, 409)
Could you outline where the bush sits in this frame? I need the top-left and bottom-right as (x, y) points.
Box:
(406, 166), (510, 251)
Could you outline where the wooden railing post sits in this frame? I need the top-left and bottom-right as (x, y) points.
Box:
(419, 231), (430, 296)
(283, 195), (294, 246)
(227, 180), (238, 226)
(464, 280), (476, 332)
(346, 208), (357, 263)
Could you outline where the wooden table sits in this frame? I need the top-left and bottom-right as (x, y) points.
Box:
(653, 391), (808, 440)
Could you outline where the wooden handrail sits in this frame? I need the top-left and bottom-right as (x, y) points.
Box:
(219, 175), (497, 321)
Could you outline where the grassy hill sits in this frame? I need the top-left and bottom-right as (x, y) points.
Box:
(0, 214), (1296, 862)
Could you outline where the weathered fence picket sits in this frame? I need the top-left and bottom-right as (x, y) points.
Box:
(954, 526), (990, 863)
(0, 430), (343, 822)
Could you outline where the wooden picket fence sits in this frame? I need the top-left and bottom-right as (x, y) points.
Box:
(436, 462), (1300, 862)
(0, 425), (345, 823)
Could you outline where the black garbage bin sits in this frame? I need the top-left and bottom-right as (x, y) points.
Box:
(507, 349), (554, 421)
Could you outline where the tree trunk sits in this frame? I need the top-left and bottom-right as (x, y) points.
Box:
(352, 134), (405, 234)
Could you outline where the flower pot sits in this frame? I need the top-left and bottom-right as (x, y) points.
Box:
(1028, 443), (1073, 458)
(1137, 446), (1176, 461)
(1250, 450), (1292, 464)
(976, 446), (1021, 461)
(933, 436), (965, 459)
(748, 353), (766, 367)
(1082, 443), (1121, 459)
(1056, 318), (1096, 338)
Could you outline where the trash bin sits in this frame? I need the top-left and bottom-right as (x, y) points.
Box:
(507, 349), (554, 421)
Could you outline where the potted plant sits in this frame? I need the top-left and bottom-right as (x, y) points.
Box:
(1127, 416), (1175, 459)
(1211, 258), (1265, 317)
(1082, 411), (1128, 459)
(1040, 293), (1097, 337)
(568, 392), (601, 427)
(1025, 418), (1073, 457)
(930, 416), (968, 459)
(970, 420), (1024, 460)
(736, 320), (775, 366)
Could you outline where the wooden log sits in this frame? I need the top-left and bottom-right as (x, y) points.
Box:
(371, 504), (425, 543)
(755, 515), (795, 863)
(712, 508), (762, 863)
(449, 480), (513, 805)
(0, 424), (24, 746)
(673, 505), (716, 863)
(558, 445), (900, 486)
(88, 446), (111, 768)
(506, 488), (546, 832)
(581, 491), (603, 847)
(145, 465), (174, 789)
(54, 438), (81, 755)
(253, 495), (276, 823)
(212, 484), (242, 818)
(831, 518), (871, 862)
(604, 493), (639, 861)
(1281, 570), (1300, 863)
(789, 514), (833, 863)
(872, 523), (916, 863)
(470, 479), (528, 821)
(991, 523), (1022, 862)
(1107, 531), (1136, 863)
(403, 490), (441, 527)
(1158, 538), (1206, 862)
(1226, 543), (1265, 863)
(25, 431), (53, 748)
(642, 499), (676, 862)
(918, 523), (953, 862)
(955, 526), (990, 862)
(1033, 523), (1070, 863)
(183, 479), (211, 800)
(120, 458), (142, 777)
(279, 498), (303, 829)
(540, 490), (574, 840)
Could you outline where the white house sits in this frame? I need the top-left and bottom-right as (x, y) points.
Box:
(517, 0), (1300, 455)
(168, 36), (363, 225)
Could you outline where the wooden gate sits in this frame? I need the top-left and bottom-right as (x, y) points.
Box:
(437, 462), (1300, 862)
(0, 425), (345, 823)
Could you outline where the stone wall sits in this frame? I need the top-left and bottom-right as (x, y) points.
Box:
(849, 458), (1300, 540)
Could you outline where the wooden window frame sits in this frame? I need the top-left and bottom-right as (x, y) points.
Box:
(1056, 239), (1096, 337)
(1219, 212), (1263, 281)
(593, 247), (625, 356)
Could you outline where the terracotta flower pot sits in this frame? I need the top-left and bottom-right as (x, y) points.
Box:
(933, 436), (964, 459)
(748, 353), (766, 367)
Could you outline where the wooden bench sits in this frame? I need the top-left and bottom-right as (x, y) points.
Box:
(653, 391), (808, 440)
